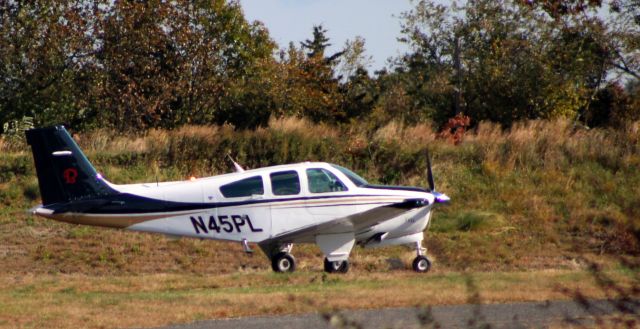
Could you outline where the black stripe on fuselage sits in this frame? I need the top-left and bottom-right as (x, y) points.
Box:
(362, 184), (428, 193)
(46, 191), (426, 215)
(275, 201), (396, 210)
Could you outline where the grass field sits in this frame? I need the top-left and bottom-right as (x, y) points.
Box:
(1, 268), (638, 328)
(0, 118), (639, 328)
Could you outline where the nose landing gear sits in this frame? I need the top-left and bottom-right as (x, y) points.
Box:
(412, 241), (432, 273)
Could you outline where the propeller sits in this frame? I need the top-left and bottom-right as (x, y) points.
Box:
(426, 149), (435, 192)
(425, 149), (450, 204)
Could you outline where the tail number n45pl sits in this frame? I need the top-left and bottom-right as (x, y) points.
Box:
(190, 215), (263, 235)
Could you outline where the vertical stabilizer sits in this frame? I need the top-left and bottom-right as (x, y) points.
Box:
(25, 126), (117, 205)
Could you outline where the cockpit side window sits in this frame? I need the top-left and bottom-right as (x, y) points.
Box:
(220, 176), (264, 198)
(331, 164), (368, 187)
(270, 171), (300, 196)
(307, 168), (348, 193)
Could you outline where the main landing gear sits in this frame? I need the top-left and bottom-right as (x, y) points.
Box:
(412, 241), (432, 273)
(270, 244), (296, 273)
(324, 258), (349, 273)
(266, 241), (431, 274)
(271, 252), (296, 272)
(266, 243), (352, 274)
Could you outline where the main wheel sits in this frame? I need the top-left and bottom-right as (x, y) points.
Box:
(271, 252), (296, 273)
(323, 258), (349, 273)
(412, 255), (431, 273)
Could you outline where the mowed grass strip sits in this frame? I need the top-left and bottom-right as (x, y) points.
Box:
(0, 269), (636, 329)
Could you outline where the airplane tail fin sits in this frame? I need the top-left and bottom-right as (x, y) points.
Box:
(25, 125), (118, 206)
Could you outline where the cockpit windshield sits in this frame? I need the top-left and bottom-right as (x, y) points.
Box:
(331, 164), (368, 187)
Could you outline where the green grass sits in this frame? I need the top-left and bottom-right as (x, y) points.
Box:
(0, 268), (638, 328)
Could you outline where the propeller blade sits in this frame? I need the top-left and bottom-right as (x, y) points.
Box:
(426, 149), (435, 192)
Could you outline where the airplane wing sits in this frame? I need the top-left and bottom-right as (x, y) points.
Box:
(261, 198), (430, 245)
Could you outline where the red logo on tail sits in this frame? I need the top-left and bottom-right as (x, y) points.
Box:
(63, 168), (78, 184)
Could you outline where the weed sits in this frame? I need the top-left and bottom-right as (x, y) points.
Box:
(67, 226), (93, 239)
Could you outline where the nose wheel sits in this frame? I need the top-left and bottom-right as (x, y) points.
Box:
(412, 255), (431, 273)
(412, 241), (432, 273)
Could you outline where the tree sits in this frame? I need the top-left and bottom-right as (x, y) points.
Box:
(291, 25), (345, 123)
(92, 0), (277, 131)
(177, 0), (277, 129)
(394, 0), (615, 127)
(608, 0), (640, 81)
(0, 0), (278, 132)
(0, 0), (96, 132)
(337, 36), (373, 80)
(301, 25), (330, 58)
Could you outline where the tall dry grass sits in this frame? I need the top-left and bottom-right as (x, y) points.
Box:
(267, 116), (340, 140)
(373, 120), (436, 148)
(469, 119), (639, 171)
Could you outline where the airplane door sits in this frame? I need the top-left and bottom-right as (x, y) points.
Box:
(268, 170), (314, 239)
(305, 168), (351, 222)
(214, 175), (271, 242)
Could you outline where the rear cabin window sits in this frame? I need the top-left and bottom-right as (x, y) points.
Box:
(220, 176), (264, 198)
(307, 168), (348, 193)
(270, 171), (300, 196)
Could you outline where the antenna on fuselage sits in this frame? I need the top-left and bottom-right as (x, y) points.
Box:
(227, 153), (245, 173)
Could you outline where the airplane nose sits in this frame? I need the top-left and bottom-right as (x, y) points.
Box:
(433, 192), (450, 204)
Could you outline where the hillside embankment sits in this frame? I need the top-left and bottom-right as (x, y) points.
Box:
(1, 118), (639, 328)
(1, 117), (639, 275)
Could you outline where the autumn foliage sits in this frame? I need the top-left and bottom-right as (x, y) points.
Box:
(0, 0), (639, 134)
(438, 114), (471, 145)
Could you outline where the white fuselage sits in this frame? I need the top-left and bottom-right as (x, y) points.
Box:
(37, 162), (434, 247)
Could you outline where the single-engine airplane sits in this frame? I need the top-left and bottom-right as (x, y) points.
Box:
(26, 125), (449, 273)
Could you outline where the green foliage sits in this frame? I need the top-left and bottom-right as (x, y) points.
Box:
(432, 211), (505, 233)
(0, 0), (277, 132)
(0, 1), (94, 130)
(394, 0), (619, 127)
(0, 155), (32, 183)
(301, 25), (332, 58)
(0, 0), (639, 133)
(1, 116), (33, 149)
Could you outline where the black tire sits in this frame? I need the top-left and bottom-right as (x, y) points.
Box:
(412, 255), (431, 273)
(271, 252), (296, 273)
(323, 258), (349, 273)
